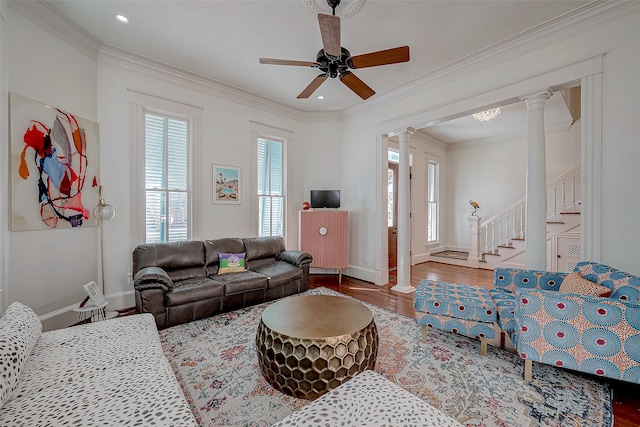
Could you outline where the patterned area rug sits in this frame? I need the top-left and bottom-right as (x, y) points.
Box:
(159, 287), (612, 427)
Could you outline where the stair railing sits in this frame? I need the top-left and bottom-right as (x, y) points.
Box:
(478, 164), (580, 256)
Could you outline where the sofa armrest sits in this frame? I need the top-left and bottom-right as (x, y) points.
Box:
(513, 288), (640, 381)
(494, 267), (567, 293)
(276, 250), (313, 268)
(133, 266), (174, 292)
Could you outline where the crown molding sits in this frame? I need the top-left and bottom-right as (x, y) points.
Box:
(98, 46), (341, 123)
(343, 1), (640, 119)
(8, 0), (100, 60)
(10, 0), (639, 123)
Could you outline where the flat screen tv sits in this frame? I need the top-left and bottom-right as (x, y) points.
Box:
(310, 190), (340, 209)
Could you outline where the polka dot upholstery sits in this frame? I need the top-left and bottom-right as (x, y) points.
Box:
(272, 370), (463, 426)
(414, 280), (498, 340)
(0, 312), (198, 426)
(0, 302), (42, 407)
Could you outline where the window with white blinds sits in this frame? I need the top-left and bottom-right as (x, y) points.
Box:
(427, 160), (439, 243)
(145, 114), (189, 243)
(257, 137), (284, 237)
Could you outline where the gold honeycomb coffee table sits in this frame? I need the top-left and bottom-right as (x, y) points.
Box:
(256, 294), (378, 400)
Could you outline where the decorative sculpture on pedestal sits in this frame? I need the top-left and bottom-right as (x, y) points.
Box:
(469, 200), (481, 216)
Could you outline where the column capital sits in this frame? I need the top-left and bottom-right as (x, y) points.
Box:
(388, 127), (415, 138)
(520, 88), (553, 104)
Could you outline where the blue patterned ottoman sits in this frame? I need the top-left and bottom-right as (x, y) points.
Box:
(414, 280), (499, 355)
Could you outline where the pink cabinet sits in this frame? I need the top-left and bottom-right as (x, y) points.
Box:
(299, 210), (348, 282)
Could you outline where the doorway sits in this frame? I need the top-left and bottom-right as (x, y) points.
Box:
(387, 162), (398, 270)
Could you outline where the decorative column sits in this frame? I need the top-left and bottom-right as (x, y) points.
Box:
(521, 89), (552, 270)
(468, 216), (482, 268)
(390, 128), (415, 293)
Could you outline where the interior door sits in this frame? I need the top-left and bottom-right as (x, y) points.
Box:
(388, 163), (398, 270)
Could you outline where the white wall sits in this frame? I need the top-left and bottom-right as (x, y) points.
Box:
(3, 5), (98, 327)
(3, 3), (640, 325)
(446, 120), (581, 248)
(97, 54), (343, 304)
(341, 10), (640, 278)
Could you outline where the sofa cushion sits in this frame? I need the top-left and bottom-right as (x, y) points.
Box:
(243, 236), (286, 263)
(560, 271), (612, 297)
(0, 302), (42, 407)
(166, 278), (225, 307)
(0, 314), (197, 426)
(13, 314), (160, 398)
(212, 270), (269, 295)
(576, 262), (640, 302)
(204, 238), (245, 275)
(133, 241), (207, 282)
(250, 261), (303, 288)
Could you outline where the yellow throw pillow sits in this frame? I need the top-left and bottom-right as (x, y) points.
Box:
(559, 271), (612, 297)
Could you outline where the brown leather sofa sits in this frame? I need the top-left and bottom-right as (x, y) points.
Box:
(132, 236), (313, 329)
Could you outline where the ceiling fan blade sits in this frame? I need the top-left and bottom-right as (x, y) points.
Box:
(347, 46), (410, 69)
(318, 13), (341, 57)
(297, 74), (328, 99)
(259, 58), (318, 67)
(340, 71), (375, 100)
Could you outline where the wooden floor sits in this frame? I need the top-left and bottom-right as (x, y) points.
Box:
(309, 262), (640, 427)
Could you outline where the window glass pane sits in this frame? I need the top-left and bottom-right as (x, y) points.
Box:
(145, 115), (165, 190)
(145, 113), (189, 243)
(270, 196), (283, 236)
(167, 119), (187, 190)
(269, 140), (283, 196)
(168, 192), (188, 241)
(388, 149), (399, 163)
(146, 191), (165, 243)
(257, 137), (284, 237)
(427, 161), (438, 242)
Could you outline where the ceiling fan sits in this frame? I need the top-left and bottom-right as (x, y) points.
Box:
(259, 0), (410, 100)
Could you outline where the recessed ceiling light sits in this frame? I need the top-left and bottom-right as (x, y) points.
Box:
(317, 95), (324, 100)
(116, 14), (129, 24)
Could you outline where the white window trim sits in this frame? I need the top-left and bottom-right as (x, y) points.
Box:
(250, 122), (293, 241)
(129, 90), (202, 249)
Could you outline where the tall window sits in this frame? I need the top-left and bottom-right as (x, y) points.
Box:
(145, 114), (189, 243)
(427, 160), (439, 243)
(257, 137), (284, 237)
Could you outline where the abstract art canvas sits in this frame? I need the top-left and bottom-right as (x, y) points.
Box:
(10, 93), (100, 231)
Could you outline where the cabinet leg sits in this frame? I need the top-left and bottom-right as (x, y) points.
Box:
(338, 268), (342, 283)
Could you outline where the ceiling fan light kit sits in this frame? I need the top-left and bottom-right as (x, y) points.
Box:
(260, 0), (410, 100)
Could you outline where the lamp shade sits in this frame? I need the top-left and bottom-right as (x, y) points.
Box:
(94, 185), (116, 221)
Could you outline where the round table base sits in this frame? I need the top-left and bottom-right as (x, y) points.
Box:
(256, 318), (378, 400)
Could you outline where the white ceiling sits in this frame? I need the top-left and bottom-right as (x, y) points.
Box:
(36, 0), (585, 143)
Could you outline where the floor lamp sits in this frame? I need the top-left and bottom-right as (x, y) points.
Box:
(93, 185), (118, 319)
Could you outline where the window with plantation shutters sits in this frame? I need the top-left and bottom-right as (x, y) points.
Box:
(427, 160), (439, 243)
(129, 91), (201, 247)
(144, 114), (189, 243)
(257, 137), (284, 237)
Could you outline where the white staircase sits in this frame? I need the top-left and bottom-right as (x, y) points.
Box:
(478, 165), (581, 270)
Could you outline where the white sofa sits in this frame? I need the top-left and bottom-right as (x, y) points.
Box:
(272, 370), (463, 427)
(0, 302), (197, 426)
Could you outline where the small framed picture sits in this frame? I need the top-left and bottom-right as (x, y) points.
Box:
(213, 164), (241, 204)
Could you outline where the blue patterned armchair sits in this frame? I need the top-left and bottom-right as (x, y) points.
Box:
(493, 262), (640, 384)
